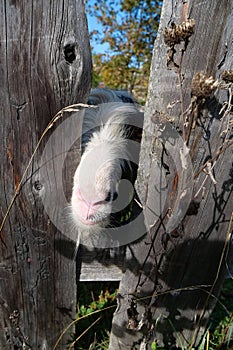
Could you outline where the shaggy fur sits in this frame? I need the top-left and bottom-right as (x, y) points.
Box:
(71, 88), (143, 233)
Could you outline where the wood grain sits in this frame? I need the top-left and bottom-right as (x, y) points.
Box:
(109, 0), (233, 348)
(0, 1), (91, 348)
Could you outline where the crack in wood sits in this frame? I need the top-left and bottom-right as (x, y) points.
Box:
(11, 101), (28, 120)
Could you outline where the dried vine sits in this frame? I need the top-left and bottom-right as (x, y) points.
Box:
(128, 15), (233, 348)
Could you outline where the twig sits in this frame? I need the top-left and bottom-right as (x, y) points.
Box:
(52, 305), (114, 350)
(68, 316), (102, 350)
(178, 44), (187, 142)
(0, 103), (96, 244)
(188, 211), (233, 349)
(219, 86), (233, 140)
(134, 209), (169, 293)
(194, 140), (233, 179)
(204, 161), (217, 185)
(194, 166), (214, 199)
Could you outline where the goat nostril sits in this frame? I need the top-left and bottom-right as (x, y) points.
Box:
(88, 215), (96, 222)
(105, 192), (111, 202)
(105, 192), (118, 202)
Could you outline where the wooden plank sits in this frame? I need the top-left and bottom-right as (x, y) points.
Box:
(79, 263), (123, 282)
(0, 1), (91, 349)
(109, 0), (233, 348)
(78, 246), (126, 281)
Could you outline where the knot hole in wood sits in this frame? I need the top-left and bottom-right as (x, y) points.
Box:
(63, 43), (77, 64)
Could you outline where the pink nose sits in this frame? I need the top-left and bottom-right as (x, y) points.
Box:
(75, 188), (101, 221)
(79, 200), (97, 220)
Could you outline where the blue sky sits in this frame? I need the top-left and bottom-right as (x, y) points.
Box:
(86, 1), (110, 54)
(86, 0), (163, 54)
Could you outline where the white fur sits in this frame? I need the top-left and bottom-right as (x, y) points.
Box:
(71, 89), (143, 233)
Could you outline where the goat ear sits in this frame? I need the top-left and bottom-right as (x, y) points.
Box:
(119, 94), (134, 104)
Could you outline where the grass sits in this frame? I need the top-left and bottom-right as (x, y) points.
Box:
(74, 282), (118, 350)
(72, 279), (233, 350)
(207, 278), (233, 350)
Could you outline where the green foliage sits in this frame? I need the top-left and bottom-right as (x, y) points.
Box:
(87, 0), (162, 103)
(209, 315), (233, 349)
(151, 341), (157, 349)
(74, 282), (118, 349)
(74, 279), (233, 349)
(208, 278), (233, 349)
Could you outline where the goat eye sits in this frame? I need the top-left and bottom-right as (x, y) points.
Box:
(113, 192), (118, 201)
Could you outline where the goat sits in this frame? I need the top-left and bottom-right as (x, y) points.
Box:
(71, 88), (143, 237)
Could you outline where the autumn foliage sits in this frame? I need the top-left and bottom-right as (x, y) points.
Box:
(87, 0), (162, 103)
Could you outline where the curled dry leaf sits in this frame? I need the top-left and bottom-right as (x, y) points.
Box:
(191, 72), (219, 98)
(221, 70), (233, 83)
(163, 19), (195, 47)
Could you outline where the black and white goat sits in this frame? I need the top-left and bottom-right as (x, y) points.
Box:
(71, 88), (143, 234)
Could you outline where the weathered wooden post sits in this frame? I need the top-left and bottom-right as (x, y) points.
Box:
(109, 0), (233, 349)
(0, 1), (91, 348)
